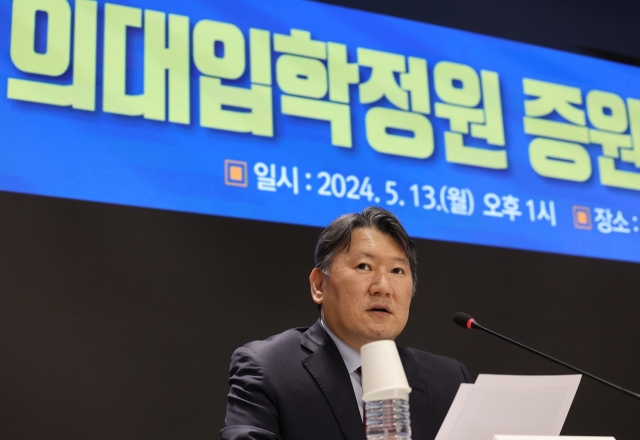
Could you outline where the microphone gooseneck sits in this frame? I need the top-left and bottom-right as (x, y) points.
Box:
(453, 312), (640, 401)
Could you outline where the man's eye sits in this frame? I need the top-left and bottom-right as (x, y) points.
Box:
(357, 263), (371, 270)
(392, 268), (405, 274)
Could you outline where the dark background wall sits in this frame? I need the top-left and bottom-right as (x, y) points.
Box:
(1, 0), (640, 438)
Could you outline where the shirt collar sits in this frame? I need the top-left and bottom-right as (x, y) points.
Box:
(321, 319), (361, 374)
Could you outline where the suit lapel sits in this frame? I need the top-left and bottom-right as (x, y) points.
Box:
(400, 348), (433, 440)
(301, 321), (366, 440)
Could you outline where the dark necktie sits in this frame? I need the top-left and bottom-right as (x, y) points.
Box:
(356, 367), (366, 433)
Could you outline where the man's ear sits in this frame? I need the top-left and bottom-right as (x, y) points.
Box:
(309, 268), (325, 306)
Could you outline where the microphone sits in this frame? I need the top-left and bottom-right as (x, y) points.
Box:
(453, 312), (640, 401)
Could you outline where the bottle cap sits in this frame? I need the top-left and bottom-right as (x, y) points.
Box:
(361, 340), (412, 402)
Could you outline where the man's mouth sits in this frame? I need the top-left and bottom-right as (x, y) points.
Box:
(367, 305), (391, 314)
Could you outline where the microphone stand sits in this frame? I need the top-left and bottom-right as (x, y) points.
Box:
(471, 320), (640, 401)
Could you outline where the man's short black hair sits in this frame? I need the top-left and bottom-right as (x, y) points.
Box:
(314, 206), (418, 293)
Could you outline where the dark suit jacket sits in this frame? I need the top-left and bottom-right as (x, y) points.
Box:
(221, 320), (472, 440)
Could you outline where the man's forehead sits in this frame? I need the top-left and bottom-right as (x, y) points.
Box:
(342, 228), (409, 262)
(355, 251), (408, 264)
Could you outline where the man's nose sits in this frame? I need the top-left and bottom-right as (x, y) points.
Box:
(369, 271), (392, 296)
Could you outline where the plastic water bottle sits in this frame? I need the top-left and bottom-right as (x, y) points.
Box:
(365, 398), (411, 440)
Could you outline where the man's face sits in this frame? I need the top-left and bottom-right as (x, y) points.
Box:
(310, 227), (413, 352)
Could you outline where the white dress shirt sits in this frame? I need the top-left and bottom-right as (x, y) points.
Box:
(321, 319), (364, 420)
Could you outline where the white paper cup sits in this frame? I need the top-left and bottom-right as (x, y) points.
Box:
(361, 340), (412, 402)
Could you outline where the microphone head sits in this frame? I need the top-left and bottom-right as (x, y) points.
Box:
(453, 312), (476, 329)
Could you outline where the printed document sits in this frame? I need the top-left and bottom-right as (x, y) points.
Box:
(434, 374), (581, 440)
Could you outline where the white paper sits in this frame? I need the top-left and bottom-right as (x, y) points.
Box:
(493, 436), (615, 440)
(434, 375), (581, 440)
(435, 384), (473, 440)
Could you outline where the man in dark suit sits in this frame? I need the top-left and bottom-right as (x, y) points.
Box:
(221, 207), (472, 440)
